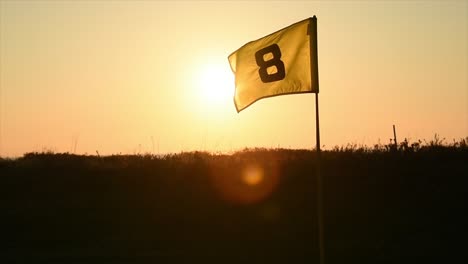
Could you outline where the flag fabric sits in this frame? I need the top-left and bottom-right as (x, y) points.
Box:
(228, 17), (319, 112)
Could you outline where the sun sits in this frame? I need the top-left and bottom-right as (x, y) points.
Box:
(196, 63), (234, 107)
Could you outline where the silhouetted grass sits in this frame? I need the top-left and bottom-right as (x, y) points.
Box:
(0, 138), (466, 263)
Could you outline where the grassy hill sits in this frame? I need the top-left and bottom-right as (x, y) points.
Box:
(1, 140), (466, 263)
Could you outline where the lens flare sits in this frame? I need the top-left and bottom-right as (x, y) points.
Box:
(210, 162), (280, 205)
(242, 165), (264, 186)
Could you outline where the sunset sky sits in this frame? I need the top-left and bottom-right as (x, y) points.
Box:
(0, 0), (467, 157)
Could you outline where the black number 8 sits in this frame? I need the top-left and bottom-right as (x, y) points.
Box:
(255, 44), (286, 83)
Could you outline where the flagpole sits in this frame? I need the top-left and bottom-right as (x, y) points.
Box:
(309, 16), (325, 264)
(315, 92), (324, 264)
(315, 94), (321, 153)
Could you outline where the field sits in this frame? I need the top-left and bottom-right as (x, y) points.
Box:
(1, 140), (466, 263)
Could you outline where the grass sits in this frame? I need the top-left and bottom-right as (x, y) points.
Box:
(0, 137), (466, 263)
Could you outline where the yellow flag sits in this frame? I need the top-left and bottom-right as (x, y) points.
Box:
(228, 17), (319, 112)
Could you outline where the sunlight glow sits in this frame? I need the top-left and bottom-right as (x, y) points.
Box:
(197, 64), (234, 107)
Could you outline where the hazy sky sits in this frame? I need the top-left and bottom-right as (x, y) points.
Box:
(0, 0), (467, 157)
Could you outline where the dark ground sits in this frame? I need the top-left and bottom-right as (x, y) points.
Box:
(0, 145), (466, 263)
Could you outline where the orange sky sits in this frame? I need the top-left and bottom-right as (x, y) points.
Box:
(0, 0), (467, 157)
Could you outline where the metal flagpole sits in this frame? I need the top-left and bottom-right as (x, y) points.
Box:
(309, 16), (325, 264)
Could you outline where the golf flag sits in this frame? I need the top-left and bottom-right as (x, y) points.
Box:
(228, 17), (319, 112)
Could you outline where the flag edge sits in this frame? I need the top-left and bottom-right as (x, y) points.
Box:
(227, 17), (313, 66)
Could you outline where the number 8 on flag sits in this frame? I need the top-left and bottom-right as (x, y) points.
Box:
(228, 17), (319, 112)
